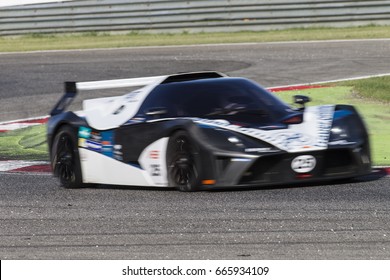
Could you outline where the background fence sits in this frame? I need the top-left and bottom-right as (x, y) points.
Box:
(1, 0), (390, 36)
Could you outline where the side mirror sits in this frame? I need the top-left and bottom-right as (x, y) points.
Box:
(293, 95), (311, 110)
(145, 107), (168, 117)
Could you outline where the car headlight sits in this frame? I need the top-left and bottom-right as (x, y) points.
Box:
(329, 124), (349, 142)
(329, 108), (366, 143)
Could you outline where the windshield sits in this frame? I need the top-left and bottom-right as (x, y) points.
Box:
(138, 78), (291, 122)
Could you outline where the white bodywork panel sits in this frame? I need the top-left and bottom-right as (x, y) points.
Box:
(79, 138), (170, 187)
(79, 148), (156, 186)
(76, 75), (167, 91)
(138, 137), (169, 186)
(80, 76), (167, 130)
(193, 105), (335, 153)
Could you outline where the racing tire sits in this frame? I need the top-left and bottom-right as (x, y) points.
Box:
(166, 131), (201, 192)
(51, 125), (84, 188)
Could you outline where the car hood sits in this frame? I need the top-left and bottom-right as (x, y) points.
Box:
(192, 105), (335, 153)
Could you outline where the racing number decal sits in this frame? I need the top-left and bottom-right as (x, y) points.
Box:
(139, 138), (169, 186)
(150, 164), (161, 176)
(291, 155), (316, 173)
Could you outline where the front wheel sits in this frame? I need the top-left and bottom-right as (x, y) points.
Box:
(51, 125), (84, 188)
(166, 131), (201, 192)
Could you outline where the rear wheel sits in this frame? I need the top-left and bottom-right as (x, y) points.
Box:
(166, 131), (201, 192)
(51, 125), (84, 188)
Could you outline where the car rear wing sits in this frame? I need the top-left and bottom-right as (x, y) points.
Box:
(50, 71), (226, 116)
(49, 75), (167, 116)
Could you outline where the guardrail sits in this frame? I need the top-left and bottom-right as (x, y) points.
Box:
(1, 0), (390, 36)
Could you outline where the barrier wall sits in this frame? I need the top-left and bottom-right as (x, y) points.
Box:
(1, 0), (390, 35)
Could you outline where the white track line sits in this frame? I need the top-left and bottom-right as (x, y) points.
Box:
(0, 115), (49, 125)
(268, 73), (390, 90)
(1, 38), (390, 55)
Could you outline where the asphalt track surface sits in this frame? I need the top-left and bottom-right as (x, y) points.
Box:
(1, 39), (390, 259)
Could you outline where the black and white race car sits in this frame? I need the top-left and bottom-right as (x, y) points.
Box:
(47, 71), (371, 191)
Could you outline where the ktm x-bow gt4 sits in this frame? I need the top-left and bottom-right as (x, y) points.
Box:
(47, 72), (371, 191)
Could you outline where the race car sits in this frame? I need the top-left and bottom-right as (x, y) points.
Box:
(47, 71), (371, 191)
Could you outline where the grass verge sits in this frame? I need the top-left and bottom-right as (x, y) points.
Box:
(0, 125), (48, 161)
(1, 25), (390, 52)
(336, 76), (390, 102)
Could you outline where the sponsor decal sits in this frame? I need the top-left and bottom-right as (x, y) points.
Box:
(78, 138), (87, 148)
(149, 150), (160, 159)
(101, 140), (113, 156)
(329, 140), (357, 145)
(190, 105), (335, 152)
(78, 126), (91, 138)
(316, 105), (334, 148)
(90, 131), (102, 141)
(244, 147), (273, 153)
(124, 91), (140, 103)
(113, 144), (123, 161)
(150, 164), (161, 176)
(100, 131), (114, 157)
(78, 128), (115, 157)
(291, 155), (316, 173)
(138, 137), (169, 186)
(273, 132), (313, 150)
(85, 140), (102, 151)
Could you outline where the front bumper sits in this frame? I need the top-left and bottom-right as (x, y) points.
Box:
(206, 144), (371, 189)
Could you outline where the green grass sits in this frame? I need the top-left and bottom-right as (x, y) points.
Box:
(336, 76), (390, 102)
(1, 25), (390, 52)
(275, 86), (390, 166)
(0, 125), (48, 161)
